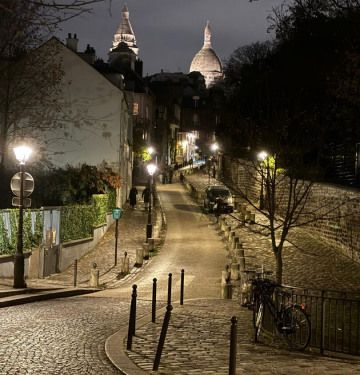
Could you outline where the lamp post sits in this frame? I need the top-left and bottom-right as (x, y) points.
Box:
(13, 145), (32, 288)
(146, 163), (157, 241)
(210, 142), (219, 181)
(147, 146), (157, 165)
(257, 151), (268, 210)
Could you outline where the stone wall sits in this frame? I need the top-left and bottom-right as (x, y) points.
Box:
(222, 155), (360, 263)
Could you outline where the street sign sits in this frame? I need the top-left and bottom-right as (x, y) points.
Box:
(112, 207), (123, 220)
(10, 172), (34, 197)
(12, 197), (31, 208)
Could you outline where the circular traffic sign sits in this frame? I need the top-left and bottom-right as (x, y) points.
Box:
(10, 172), (34, 197)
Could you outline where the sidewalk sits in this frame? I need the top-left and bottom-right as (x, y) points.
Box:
(2, 172), (360, 373)
(106, 299), (360, 374)
(105, 172), (360, 374)
(0, 188), (162, 294)
(185, 171), (360, 293)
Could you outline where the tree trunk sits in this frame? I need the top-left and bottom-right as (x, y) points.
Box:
(275, 249), (283, 285)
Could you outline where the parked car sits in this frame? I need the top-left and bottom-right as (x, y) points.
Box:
(203, 185), (234, 213)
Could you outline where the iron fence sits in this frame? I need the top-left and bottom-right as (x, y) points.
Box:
(262, 286), (360, 356)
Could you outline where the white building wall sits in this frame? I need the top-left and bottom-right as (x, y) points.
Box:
(14, 39), (132, 207)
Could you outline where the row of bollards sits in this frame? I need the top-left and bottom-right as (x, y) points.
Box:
(125, 270), (238, 373)
(127, 270), (185, 352)
(229, 316), (238, 375)
(153, 304), (173, 371)
(127, 284), (137, 350)
(73, 259), (101, 288)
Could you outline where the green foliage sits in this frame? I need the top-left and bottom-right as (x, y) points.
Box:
(0, 209), (43, 255)
(60, 191), (115, 242)
(23, 211), (32, 252)
(60, 205), (95, 242)
(107, 189), (116, 212)
(0, 191), (115, 253)
(92, 194), (109, 227)
(9, 211), (18, 251)
(31, 163), (120, 208)
(135, 147), (152, 162)
(218, 1), (360, 183)
(0, 214), (11, 255)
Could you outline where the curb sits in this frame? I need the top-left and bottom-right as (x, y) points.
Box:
(105, 298), (221, 374)
(0, 287), (99, 308)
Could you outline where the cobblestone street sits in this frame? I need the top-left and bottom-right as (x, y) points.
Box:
(127, 300), (360, 375)
(1, 173), (360, 374)
(0, 297), (139, 375)
(185, 172), (360, 292)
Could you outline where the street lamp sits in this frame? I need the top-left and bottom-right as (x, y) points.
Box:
(257, 151), (268, 210)
(210, 142), (219, 153)
(13, 145), (32, 288)
(147, 146), (157, 165)
(209, 142), (219, 183)
(147, 146), (155, 156)
(146, 163), (157, 240)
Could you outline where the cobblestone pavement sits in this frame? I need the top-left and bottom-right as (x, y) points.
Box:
(0, 296), (155, 375)
(185, 172), (360, 293)
(2, 175), (360, 374)
(23, 187), (159, 290)
(127, 299), (360, 374)
(107, 180), (360, 374)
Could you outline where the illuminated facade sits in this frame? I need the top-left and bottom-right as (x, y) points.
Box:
(190, 21), (223, 88)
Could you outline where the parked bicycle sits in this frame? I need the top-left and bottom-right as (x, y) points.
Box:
(251, 278), (311, 350)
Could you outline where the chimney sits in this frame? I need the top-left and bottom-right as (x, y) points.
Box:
(66, 33), (78, 52)
(82, 44), (96, 65)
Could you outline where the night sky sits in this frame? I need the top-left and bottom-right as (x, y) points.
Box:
(58, 0), (283, 75)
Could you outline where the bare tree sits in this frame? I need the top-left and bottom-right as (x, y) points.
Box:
(0, 0), (110, 167)
(230, 154), (349, 284)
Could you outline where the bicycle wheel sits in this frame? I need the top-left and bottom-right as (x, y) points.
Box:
(281, 306), (311, 350)
(254, 302), (264, 343)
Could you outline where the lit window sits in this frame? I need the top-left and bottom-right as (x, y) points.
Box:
(133, 102), (139, 115)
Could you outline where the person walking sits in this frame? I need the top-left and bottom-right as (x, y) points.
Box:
(142, 186), (151, 210)
(129, 186), (138, 209)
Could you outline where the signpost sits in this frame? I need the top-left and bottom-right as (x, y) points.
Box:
(112, 208), (123, 266)
(10, 165), (34, 288)
(11, 172), (34, 198)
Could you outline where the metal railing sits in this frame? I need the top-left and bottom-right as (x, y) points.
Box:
(262, 285), (360, 356)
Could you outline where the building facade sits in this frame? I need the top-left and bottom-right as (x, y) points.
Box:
(190, 21), (224, 88)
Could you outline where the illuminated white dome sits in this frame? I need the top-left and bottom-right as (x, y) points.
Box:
(189, 21), (223, 87)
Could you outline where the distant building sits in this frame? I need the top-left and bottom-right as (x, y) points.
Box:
(106, 4), (156, 183)
(190, 21), (223, 88)
(110, 4), (139, 57)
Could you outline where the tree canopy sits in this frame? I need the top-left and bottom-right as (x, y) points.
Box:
(217, 0), (360, 184)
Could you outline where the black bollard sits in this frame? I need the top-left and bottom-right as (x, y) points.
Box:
(126, 284), (137, 351)
(180, 269), (185, 305)
(73, 259), (78, 287)
(229, 316), (238, 375)
(152, 278), (157, 323)
(167, 273), (172, 306)
(153, 304), (173, 371)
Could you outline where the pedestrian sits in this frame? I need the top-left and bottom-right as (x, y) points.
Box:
(168, 167), (173, 183)
(142, 186), (151, 210)
(189, 157), (193, 169)
(214, 197), (225, 222)
(212, 165), (216, 178)
(179, 172), (184, 183)
(129, 186), (138, 209)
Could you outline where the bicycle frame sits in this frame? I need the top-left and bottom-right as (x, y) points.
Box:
(253, 283), (311, 350)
